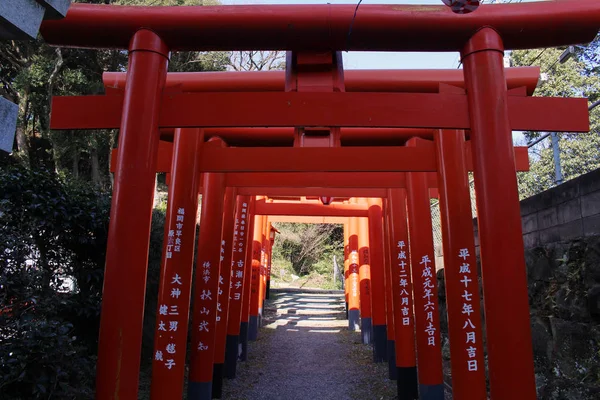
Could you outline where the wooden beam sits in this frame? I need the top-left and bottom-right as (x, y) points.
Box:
(51, 92), (589, 133)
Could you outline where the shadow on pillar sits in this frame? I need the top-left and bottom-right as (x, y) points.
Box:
(266, 280), (270, 299)
(397, 367), (419, 400)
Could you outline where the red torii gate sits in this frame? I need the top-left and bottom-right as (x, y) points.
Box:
(40, 1), (599, 400)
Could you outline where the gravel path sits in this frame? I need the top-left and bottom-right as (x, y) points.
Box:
(221, 290), (398, 400)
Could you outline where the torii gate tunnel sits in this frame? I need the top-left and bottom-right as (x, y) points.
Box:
(41, 1), (600, 399)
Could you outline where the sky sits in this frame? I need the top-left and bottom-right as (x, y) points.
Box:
(219, 0), (461, 70)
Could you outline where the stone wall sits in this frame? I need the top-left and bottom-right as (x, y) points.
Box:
(473, 168), (600, 251)
(445, 169), (600, 398)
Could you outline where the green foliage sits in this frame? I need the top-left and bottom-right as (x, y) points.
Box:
(272, 223), (343, 277)
(511, 44), (600, 198)
(0, 163), (110, 398)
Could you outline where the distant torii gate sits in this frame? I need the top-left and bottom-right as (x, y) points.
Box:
(41, 1), (599, 400)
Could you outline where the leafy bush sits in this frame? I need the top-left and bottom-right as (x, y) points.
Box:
(0, 164), (109, 398)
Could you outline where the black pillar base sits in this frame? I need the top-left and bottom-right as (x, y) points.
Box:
(397, 367), (419, 400)
(212, 363), (224, 398)
(387, 340), (397, 380)
(239, 322), (249, 361)
(188, 381), (212, 400)
(373, 324), (387, 362)
(361, 317), (372, 344)
(224, 334), (239, 378)
(419, 384), (445, 400)
(348, 309), (360, 331)
(248, 315), (259, 341)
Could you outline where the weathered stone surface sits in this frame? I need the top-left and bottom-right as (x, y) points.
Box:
(550, 318), (600, 381)
(581, 190), (600, 218)
(587, 285), (600, 322)
(559, 219), (584, 242)
(584, 236), (600, 283)
(523, 231), (540, 249)
(526, 247), (554, 282)
(38, 0), (71, 20)
(531, 314), (552, 368)
(583, 213), (600, 237)
(538, 206), (559, 230)
(522, 212), (538, 234)
(0, 97), (18, 153)
(557, 198), (582, 224)
(0, 0), (45, 40)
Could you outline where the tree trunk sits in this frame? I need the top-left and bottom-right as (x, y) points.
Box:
(91, 147), (101, 186)
(72, 150), (80, 179)
(15, 126), (28, 153)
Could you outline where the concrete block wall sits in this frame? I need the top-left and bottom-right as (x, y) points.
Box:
(473, 168), (600, 251)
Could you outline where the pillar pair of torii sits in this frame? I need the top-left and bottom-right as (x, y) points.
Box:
(136, 133), (280, 400)
(108, 129), (530, 400)
(41, 2), (599, 399)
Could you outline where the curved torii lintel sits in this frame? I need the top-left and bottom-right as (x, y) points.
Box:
(40, 1), (600, 51)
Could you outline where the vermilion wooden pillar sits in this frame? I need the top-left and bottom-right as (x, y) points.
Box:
(348, 216), (361, 331)
(188, 138), (227, 400)
(225, 195), (252, 377)
(406, 139), (444, 400)
(239, 198), (256, 361)
(96, 29), (169, 400)
(248, 213), (264, 340)
(435, 129), (486, 398)
(150, 128), (202, 400)
(212, 187), (237, 399)
(258, 216), (268, 315)
(389, 188), (418, 400)
(266, 224), (274, 300)
(343, 220), (350, 319)
(358, 215), (372, 344)
(368, 197), (387, 362)
(462, 27), (536, 398)
(383, 199), (398, 380)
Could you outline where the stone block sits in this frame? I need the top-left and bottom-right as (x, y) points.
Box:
(0, 0), (45, 40)
(583, 213), (600, 237)
(0, 97), (18, 153)
(537, 206), (559, 230)
(523, 231), (540, 249)
(558, 219), (583, 242)
(520, 195), (541, 216)
(539, 227), (561, 244)
(522, 212), (538, 234)
(552, 178), (580, 206)
(581, 190), (600, 218)
(557, 198), (581, 224)
(578, 168), (600, 195)
(38, 0), (71, 20)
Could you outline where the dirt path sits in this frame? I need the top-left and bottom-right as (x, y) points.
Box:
(221, 289), (397, 400)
